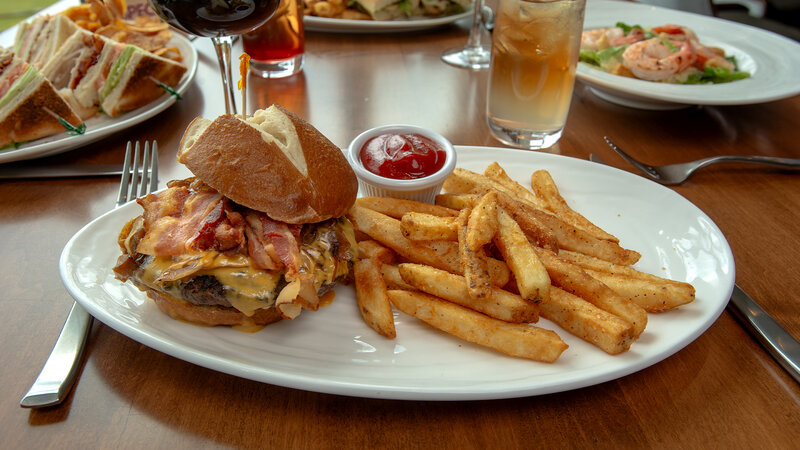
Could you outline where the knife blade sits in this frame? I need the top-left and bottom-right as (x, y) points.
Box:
(589, 152), (800, 384)
(0, 164), (122, 180)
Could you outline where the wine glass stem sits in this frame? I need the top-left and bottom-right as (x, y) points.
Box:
(466, 0), (486, 50)
(212, 35), (238, 115)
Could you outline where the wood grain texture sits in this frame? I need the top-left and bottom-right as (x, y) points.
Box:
(2, 2), (799, 447)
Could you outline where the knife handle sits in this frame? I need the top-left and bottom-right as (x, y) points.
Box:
(19, 302), (93, 407)
(728, 285), (800, 384)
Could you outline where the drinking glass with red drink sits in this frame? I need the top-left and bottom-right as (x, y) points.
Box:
(242, 0), (305, 79)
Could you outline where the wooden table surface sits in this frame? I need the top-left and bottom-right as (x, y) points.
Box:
(2, 2), (799, 448)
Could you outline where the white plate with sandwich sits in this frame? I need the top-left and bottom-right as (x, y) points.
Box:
(59, 108), (734, 400)
(0, 17), (197, 164)
(304, 0), (472, 34)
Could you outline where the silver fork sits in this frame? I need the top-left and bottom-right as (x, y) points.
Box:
(604, 136), (800, 185)
(20, 141), (158, 408)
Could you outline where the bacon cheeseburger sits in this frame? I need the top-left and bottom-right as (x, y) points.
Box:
(114, 105), (359, 328)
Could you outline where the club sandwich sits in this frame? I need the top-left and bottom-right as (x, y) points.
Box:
(0, 48), (83, 148)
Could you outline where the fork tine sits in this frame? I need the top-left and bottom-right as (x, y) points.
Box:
(117, 142), (133, 205)
(149, 141), (159, 194)
(139, 142), (151, 197)
(603, 137), (662, 180)
(129, 142), (142, 202)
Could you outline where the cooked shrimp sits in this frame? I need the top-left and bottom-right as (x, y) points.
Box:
(653, 24), (698, 42)
(622, 38), (696, 81)
(581, 27), (624, 51)
(695, 45), (736, 71)
(581, 27), (646, 51)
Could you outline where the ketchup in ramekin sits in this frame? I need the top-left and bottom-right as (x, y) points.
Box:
(347, 125), (456, 203)
(359, 133), (447, 180)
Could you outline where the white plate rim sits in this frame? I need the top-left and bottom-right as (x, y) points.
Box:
(304, 10), (471, 33)
(578, 0), (800, 107)
(0, 33), (198, 164)
(59, 146), (735, 400)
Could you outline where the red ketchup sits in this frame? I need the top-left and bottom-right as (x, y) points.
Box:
(359, 133), (446, 180)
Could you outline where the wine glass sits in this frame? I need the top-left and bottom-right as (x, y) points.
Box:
(148, 0), (281, 115)
(441, 0), (491, 70)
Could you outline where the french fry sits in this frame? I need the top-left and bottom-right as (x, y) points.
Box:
(457, 208), (492, 299)
(483, 162), (549, 210)
(388, 290), (566, 363)
(400, 212), (458, 241)
(398, 263), (538, 323)
(487, 188), (559, 251)
(534, 247), (648, 337)
(558, 250), (695, 312)
(358, 240), (395, 265)
(466, 192), (498, 251)
(584, 270), (695, 313)
(435, 193), (477, 210)
(354, 259), (396, 339)
(541, 287), (634, 355)
(494, 207), (550, 303)
(492, 189), (640, 265)
(355, 196), (458, 219)
(348, 206), (510, 286)
(531, 170), (619, 243)
(444, 167), (549, 212)
(381, 265), (417, 291)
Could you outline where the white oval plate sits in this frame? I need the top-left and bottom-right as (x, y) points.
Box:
(60, 146), (734, 400)
(578, 1), (800, 109)
(304, 10), (471, 33)
(0, 33), (198, 163)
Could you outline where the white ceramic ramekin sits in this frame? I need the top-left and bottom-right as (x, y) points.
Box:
(346, 125), (457, 204)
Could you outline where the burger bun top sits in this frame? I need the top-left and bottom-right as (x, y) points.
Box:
(177, 105), (358, 224)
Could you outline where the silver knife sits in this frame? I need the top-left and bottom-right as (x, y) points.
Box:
(728, 285), (800, 383)
(0, 164), (122, 180)
(589, 153), (800, 384)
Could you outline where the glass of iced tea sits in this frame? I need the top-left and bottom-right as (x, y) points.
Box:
(242, 0), (304, 78)
(486, 0), (586, 150)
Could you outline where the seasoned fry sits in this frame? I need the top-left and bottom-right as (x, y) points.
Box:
(358, 240), (395, 265)
(348, 206), (510, 286)
(381, 265), (417, 291)
(492, 189), (640, 265)
(557, 250), (695, 312)
(435, 193), (477, 210)
(400, 212), (458, 241)
(354, 259), (396, 338)
(541, 287), (634, 355)
(531, 170), (619, 243)
(534, 247), (647, 337)
(488, 189), (559, 251)
(398, 263), (538, 323)
(355, 196), (459, 219)
(388, 290), (566, 363)
(443, 168), (529, 207)
(584, 270), (695, 313)
(457, 208), (492, 298)
(483, 162), (549, 210)
(494, 207), (550, 303)
(466, 192), (498, 251)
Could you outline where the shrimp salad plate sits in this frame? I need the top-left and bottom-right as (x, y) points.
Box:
(579, 1), (800, 109)
(60, 147), (734, 401)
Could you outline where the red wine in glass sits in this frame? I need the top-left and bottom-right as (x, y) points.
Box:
(148, 0), (280, 114)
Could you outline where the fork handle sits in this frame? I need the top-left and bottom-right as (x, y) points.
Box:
(20, 302), (92, 408)
(699, 155), (800, 170)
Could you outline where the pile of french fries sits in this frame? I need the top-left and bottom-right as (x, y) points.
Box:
(347, 162), (696, 363)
